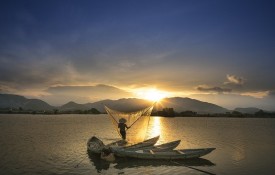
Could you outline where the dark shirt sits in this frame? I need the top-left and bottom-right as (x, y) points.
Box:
(118, 123), (128, 131)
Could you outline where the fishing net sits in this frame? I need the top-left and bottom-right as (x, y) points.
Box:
(105, 105), (154, 144)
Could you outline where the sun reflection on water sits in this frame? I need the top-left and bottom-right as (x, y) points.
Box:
(147, 117), (161, 139)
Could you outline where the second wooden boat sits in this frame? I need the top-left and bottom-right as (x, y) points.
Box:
(113, 148), (216, 160)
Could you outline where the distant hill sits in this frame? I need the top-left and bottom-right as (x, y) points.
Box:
(59, 101), (89, 111)
(0, 94), (27, 108)
(234, 107), (261, 114)
(86, 97), (229, 114)
(85, 98), (153, 112)
(0, 94), (54, 111)
(0, 93), (229, 113)
(156, 97), (229, 114)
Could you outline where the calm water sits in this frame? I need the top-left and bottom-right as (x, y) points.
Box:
(0, 114), (274, 175)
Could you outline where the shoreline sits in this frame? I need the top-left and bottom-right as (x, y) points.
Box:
(0, 113), (274, 118)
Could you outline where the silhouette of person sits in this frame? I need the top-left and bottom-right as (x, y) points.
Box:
(118, 119), (130, 140)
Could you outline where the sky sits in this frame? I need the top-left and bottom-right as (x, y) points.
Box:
(0, 0), (275, 110)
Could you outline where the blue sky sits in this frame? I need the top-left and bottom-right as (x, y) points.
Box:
(0, 0), (275, 109)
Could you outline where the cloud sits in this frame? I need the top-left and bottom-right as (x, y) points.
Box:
(225, 74), (244, 85)
(0, 83), (18, 94)
(196, 85), (232, 93)
(41, 84), (133, 105)
(269, 90), (275, 96)
(241, 91), (269, 99)
(0, 52), (84, 89)
(189, 93), (275, 111)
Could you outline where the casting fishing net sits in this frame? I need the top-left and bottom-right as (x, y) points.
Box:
(105, 105), (154, 144)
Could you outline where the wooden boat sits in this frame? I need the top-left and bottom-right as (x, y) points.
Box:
(87, 135), (160, 153)
(87, 136), (105, 153)
(106, 135), (160, 150)
(121, 140), (181, 152)
(113, 148), (215, 160)
(87, 152), (215, 171)
(120, 135), (160, 149)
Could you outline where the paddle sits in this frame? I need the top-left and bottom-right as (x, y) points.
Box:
(74, 156), (86, 168)
(170, 160), (216, 175)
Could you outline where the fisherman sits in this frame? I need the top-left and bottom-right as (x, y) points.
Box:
(118, 118), (130, 140)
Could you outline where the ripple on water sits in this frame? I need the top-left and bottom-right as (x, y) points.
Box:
(1, 115), (275, 175)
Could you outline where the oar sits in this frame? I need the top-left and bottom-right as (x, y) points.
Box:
(74, 157), (87, 168)
(170, 160), (216, 175)
(74, 156), (87, 168)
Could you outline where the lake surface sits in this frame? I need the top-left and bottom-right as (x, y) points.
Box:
(0, 114), (274, 175)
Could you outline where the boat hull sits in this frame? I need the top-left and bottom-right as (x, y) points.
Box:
(114, 148), (215, 160)
(87, 135), (160, 153)
(118, 140), (181, 152)
(87, 136), (105, 153)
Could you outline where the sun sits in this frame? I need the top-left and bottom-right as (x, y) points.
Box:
(134, 88), (168, 102)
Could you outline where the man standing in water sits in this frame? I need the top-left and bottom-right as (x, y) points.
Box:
(118, 118), (130, 140)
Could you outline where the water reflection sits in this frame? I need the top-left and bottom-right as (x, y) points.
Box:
(87, 151), (215, 173)
(147, 117), (162, 139)
(231, 143), (246, 162)
(87, 152), (110, 173)
(113, 157), (215, 169)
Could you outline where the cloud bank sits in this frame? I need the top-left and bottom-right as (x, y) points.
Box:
(41, 84), (133, 105)
(225, 74), (244, 85)
(196, 85), (232, 93)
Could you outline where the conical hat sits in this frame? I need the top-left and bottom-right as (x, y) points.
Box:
(119, 118), (127, 123)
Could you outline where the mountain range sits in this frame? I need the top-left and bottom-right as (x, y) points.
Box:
(0, 93), (261, 114)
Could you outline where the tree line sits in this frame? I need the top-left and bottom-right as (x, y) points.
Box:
(0, 107), (101, 115)
(152, 108), (275, 118)
(1, 107), (275, 118)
